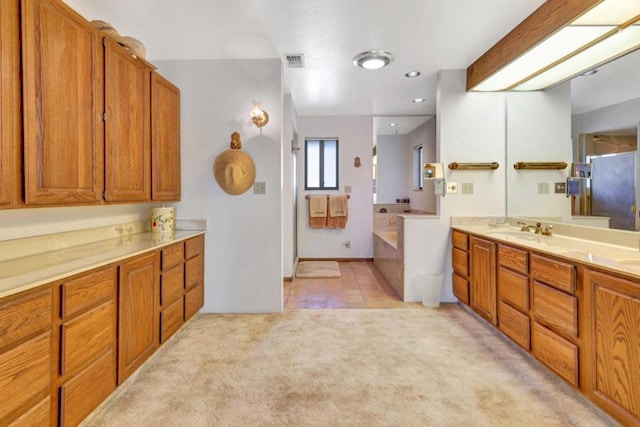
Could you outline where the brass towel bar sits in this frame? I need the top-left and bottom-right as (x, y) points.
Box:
(448, 162), (499, 170)
(513, 162), (568, 170)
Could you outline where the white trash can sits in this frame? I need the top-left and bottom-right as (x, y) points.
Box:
(421, 273), (443, 307)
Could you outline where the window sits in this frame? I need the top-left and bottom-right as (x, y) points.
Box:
(413, 145), (423, 190)
(305, 139), (338, 190)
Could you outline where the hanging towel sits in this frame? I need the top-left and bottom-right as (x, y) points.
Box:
(327, 195), (348, 229)
(308, 196), (327, 228)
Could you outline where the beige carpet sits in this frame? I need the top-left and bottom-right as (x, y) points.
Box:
(82, 305), (617, 427)
(295, 260), (341, 278)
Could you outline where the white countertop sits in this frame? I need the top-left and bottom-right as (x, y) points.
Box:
(0, 230), (205, 299)
(452, 223), (640, 280)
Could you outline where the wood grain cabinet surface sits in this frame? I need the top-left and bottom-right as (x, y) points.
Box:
(469, 236), (497, 325)
(22, 0), (104, 205)
(184, 235), (205, 321)
(583, 269), (640, 425)
(151, 72), (181, 201)
(451, 231), (470, 305)
(0, 286), (53, 426)
(118, 252), (160, 384)
(0, 0), (20, 209)
(104, 38), (151, 202)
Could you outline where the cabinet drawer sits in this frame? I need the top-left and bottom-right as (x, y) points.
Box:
(8, 396), (50, 427)
(61, 300), (116, 377)
(162, 243), (184, 270)
(452, 230), (468, 251)
(0, 286), (51, 349)
(61, 266), (116, 319)
(160, 297), (184, 343)
(452, 248), (468, 277)
(185, 254), (204, 290)
(185, 234), (204, 259)
(498, 267), (529, 313)
(452, 273), (469, 305)
(532, 322), (579, 387)
(60, 350), (116, 427)
(498, 301), (530, 350)
(531, 254), (575, 293)
(185, 283), (204, 320)
(161, 263), (184, 307)
(498, 245), (528, 274)
(533, 281), (578, 339)
(0, 332), (51, 420)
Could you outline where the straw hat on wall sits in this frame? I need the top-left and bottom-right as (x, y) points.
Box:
(213, 132), (256, 195)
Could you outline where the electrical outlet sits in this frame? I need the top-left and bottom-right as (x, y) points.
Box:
(446, 182), (458, 194)
(555, 182), (566, 193)
(253, 182), (266, 194)
(461, 182), (474, 194)
(537, 182), (549, 194)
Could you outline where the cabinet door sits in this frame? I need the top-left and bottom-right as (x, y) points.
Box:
(118, 252), (159, 383)
(104, 38), (151, 202)
(0, 0), (20, 208)
(22, 0), (104, 205)
(470, 236), (497, 325)
(151, 72), (181, 201)
(584, 270), (640, 423)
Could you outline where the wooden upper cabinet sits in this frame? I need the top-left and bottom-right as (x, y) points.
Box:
(104, 38), (151, 202)
(0, 0), (20, 209)
(151, 72), (181, 201)
(22, 0), (104, 205)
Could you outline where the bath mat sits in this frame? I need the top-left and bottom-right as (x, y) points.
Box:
(295, 261), (341, 278)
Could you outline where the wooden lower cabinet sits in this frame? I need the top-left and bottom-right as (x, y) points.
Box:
(584, 269), (640, 424)
(118, 252), (160, 384)
(532, 321), (579, 387)
(469, 236), (497, 325)
(498, 301), (530, 350)
(452, 273), (469, 305)
(9, 396), (51, 426)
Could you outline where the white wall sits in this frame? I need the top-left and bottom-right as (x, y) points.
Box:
(506, 84), (572, 218)
(155, 58), (283, 313)
(407, 118), (437, 213)
(376, 134), (410, 204)
(297, 116), (374, 259)
(572, 96), (640, 136)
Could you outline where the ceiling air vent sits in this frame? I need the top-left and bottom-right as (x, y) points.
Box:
(284, 53), (305, 68)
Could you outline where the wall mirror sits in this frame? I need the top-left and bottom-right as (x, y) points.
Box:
(506, 48), (640, 231)
(372, 116), (437, 214)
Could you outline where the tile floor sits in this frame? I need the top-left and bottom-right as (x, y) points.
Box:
(284, 261), (406, 309)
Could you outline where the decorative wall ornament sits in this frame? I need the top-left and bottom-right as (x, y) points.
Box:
(354, 156), (361, 168)
(213, 132), (256, 195)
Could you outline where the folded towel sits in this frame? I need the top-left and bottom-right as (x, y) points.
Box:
(308, 196), (327, 228)
(327, 195), (348, 229)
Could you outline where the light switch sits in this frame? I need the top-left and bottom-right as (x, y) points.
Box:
(461, 183), (474, 194)
(537, 182), (549, 194)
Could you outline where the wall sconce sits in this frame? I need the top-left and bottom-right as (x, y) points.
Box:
(467, 0), (640, 92)
(250, 104), (269, 129)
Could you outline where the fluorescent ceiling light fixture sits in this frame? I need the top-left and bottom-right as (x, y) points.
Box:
(468, 0), (640, 92)
(404, 70), (421, 78)
(412, 98), (425, 103)
(353, 50), (394, 70)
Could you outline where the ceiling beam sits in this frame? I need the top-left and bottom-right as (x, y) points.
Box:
(466, 0), (603, 91)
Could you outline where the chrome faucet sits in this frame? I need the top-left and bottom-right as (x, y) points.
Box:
(541, 225), (553, 236)
(517, 221), (542, 234)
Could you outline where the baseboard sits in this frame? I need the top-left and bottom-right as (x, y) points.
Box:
(283, 276), (293, 282)
(298, 257), (374, 262)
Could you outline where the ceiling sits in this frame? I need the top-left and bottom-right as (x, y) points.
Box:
(66, 0), (639, 117)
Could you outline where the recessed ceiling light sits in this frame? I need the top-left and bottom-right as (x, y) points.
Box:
(353, 50), (395, 70)
(412, 98), (426, 103)
(388, 123), (398, 127)
(405, 70), (421, 78)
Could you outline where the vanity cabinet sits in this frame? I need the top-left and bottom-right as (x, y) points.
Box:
(56, 266), (117, 426)
(583, 269), (640, 425)
(117, 252), (160, 384)
(451, 230), (470, 305)
(0, 0), (20, 209)
(160, 243), (185, 343)
(185, 235), (205, 320)
(469, 236), (497, 325)
(151, 72), (181, 201)
(104, 38), (152, 202)
(497, 244), (530, 350)
(0, 286), (53, 426)
(22, 0), (105, 205)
